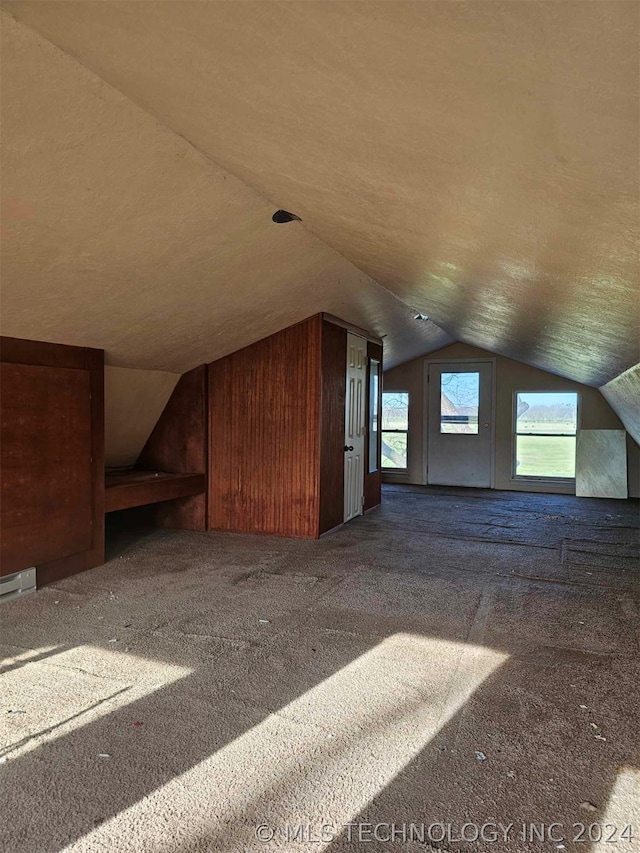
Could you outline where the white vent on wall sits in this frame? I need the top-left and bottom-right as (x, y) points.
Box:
(0, 568), (36, 603)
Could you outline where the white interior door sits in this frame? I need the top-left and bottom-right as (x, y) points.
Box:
(427, 361), (494, 487)
(344, 332), (366, 521)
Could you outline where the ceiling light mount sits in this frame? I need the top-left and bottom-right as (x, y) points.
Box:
(272, 209), (302, 224)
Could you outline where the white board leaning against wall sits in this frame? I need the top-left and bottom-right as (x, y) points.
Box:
(576, 430), (627, 499)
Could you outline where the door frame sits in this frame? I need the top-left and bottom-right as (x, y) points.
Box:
(422, 357), (497, 488)
(344, 331), (367, 522)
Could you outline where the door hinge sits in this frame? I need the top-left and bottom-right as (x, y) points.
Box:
(361, 495), (365, 507)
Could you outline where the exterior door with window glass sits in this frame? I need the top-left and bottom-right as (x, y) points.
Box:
(427, 362), (493, 487)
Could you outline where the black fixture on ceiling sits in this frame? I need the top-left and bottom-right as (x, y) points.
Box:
(272, 209), (302, 223)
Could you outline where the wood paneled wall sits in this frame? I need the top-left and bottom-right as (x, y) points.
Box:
(0, 337), (104, 583)
(136, 365), (208, 531)
(207, 315), (382, 538)
(208, 316), (323, 537)
(0, 320), (380, 579)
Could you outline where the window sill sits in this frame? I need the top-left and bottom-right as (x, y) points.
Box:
(507, 476), (576, 496)
(512, 476), (575, 484)
(382, 469), (410, 480)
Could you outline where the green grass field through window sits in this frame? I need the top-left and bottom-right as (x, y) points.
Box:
(515, 428), (576, 478)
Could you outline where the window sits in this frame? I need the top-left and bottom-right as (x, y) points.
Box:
(514, 392), (578, 479)
(440, 371), (479, 434)
(382, 392), (408, 469)
(368, 360), (380, 473)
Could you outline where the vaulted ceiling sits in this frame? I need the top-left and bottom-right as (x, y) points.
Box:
(1, 2), (638, 383)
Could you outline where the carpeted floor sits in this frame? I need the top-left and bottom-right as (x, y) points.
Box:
(1, 485), (639, 853)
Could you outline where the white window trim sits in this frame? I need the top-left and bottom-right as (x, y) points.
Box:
(381, 390), (409, 472)
(512, 390), (580, 482)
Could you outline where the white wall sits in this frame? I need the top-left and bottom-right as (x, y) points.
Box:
(383, 343), (639, 497)
(105, 367), (180, 468)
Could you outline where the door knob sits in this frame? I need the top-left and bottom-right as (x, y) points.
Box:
(344, 445), (354, 452)
(483, 423), (490, 428)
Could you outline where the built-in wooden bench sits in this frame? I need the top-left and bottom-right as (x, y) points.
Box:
(105, 470), (206, 513)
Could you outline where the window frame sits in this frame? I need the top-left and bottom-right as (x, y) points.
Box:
(439, 369), (481, 435)
(381, 390), (409, 471)
(368, 359), (381, 474)
(512, 390), (580, 481)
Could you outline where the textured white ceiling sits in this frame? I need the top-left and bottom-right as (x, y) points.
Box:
(601, 364), (640, 447)
(1, 2), (638, 384)
(0, 12), (452, 371)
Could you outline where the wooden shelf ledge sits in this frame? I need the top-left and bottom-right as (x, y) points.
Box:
(105, 470), (206, 514)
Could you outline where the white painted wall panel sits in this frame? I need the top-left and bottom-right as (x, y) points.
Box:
(105, 367), (180, 468)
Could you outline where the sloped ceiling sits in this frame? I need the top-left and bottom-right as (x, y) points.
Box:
(601, 364), (640, 447)
(0, 11), (451, 372)
(1, 2), (638, 385)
